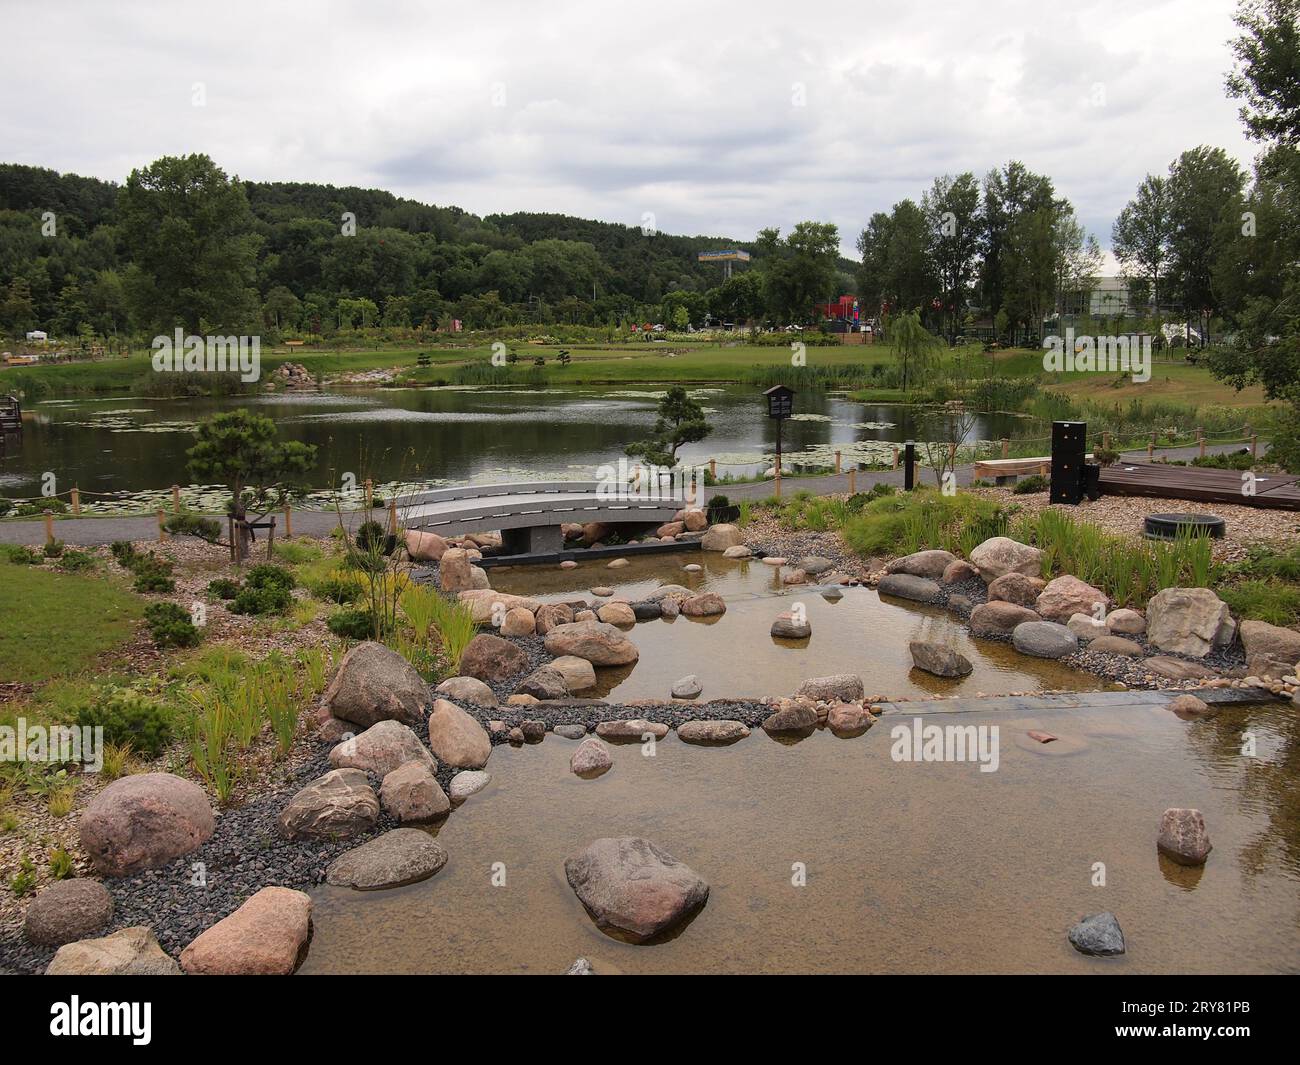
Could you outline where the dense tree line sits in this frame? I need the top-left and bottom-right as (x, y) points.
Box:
(0, 160), (849, 341)
(856, 162), (1102, 345)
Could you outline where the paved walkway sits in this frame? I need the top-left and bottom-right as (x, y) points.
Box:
(0, 442), (1249, 547)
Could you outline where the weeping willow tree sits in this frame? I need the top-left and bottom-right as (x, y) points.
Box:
(888, 309), (940, 393)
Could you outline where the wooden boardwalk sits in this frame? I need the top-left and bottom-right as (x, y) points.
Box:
(1099, 460), (1300, 510)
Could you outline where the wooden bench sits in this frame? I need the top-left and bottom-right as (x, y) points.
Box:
(972, 457), (1053, 484)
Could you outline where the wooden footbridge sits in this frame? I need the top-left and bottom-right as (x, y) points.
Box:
(402, 480), (690, 552)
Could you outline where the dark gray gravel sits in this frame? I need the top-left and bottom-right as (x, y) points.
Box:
(0, 743), (462, 975)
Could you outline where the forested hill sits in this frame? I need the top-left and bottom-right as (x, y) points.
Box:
(1, 160), (808, 336)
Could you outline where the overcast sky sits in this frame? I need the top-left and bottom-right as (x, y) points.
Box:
(1, 0), (1257, 266)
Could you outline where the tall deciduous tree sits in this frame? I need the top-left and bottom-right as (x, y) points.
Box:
(117, 154), (262, 335)
(922, 173), (981, 341)
(1167, 146), (1246, 339)
(1226, 0), (1300, 147)
(1112, 174), (1173, 313)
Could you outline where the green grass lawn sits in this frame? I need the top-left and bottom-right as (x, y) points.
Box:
(1, 336), (1276, 413)
(0, 564), (144, 683)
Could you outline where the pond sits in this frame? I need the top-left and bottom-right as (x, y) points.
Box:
(487, 552), (1106, 701)
(297, 698), (1300, 974)
(1, 386), (1026, 499)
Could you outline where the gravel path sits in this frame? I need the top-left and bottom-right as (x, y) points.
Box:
(0, 443), (1250, 546)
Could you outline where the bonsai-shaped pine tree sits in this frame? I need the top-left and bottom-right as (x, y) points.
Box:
(625, 385), (713, 469)
(186, 409), (316, 560)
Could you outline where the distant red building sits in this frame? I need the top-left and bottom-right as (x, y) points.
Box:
(814, 295), (859, 322)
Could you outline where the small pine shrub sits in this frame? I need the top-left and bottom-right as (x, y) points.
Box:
(0, 544), (41, 565)
(144, 602), (202, 648)
(327, 608), (380, 640)
(245, 563), (295, 592)
(57, 549), (95, 572)
(43, 539), (65, 558)
(207, 577), (241, 600)
(231, 584), (292, 616)
(75, 690), (173, 758)
(1012, 474), (1049, 495)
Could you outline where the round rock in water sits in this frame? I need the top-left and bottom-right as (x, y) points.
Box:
(1157, 807), (1212, 865)
(564, 837), (709, 943)
(1011, 621), (1079, 659)
(448, 770), (491, 802)
(671, 674), (703, 698)
(1067, 912), (1126, 957)
(326, 828), (449, 890)
(554, 723), (588, 740)
(909, 640), (973, 678)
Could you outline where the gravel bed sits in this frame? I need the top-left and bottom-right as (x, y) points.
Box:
(468, 696), (776, 740)
(0, 740), (460, 976)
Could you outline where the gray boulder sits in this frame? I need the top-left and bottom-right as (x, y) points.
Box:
(45, 926), (180, 976)
(323, 640), (430, 728)
(278, 768), (380, 840)
(326, 828), (448, 890)
(909, 641), (973, 677)
(564, 837), (709, 942)
(515, 666), (569, 700)
(1067, 912), (1126, 956)
(795, 674), (864, 702)
(24, 879), (114, 946)
(886, 549), (957, 579)
(328, 719), (436, 777)
(877, 573), (940, 603)
(1011, 621), (1079, 659)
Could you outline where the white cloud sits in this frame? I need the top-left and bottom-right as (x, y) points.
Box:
(0, 0), (1256, 259)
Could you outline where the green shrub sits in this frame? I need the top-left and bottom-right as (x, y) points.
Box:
(0, 544), (41, 565)
(1012, 474), (1049, 495)
(130, 556), (175, 593)
(354, 520), (395, 555)
(309, 573), (361, 604)
(327, 608), (382, 640)
(110, 541), (138, 567)
(163, 512), (222, 542)
(42, 539), (65, 558)
(245, 563), (295, 592)
(0, 497), (11, 516)
(57, 549), (95, 572)
(207, 577), (241, 600)
(1190, 450), (1255, 471)
(231, 583), (293, 616)
(75, 690), (173, 758)
(144, 602), (202, 648)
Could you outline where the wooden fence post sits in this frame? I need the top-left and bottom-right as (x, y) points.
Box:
(1251, 434), (1258, 459)
(388, 498), (399, 535)
(157, 509), (166, 542)
(709, 458), (717, 479)
(283, 504), (293, 538)
(1102, 432), (1111, 451)
(171, 484), (181, 513)
(834, 450), (842, 474)
(70, 487), (80, 516)
(1148, 432), (1155, 460)
(1001, 438), (1010, 459)
(43, 509), (54, 544)
(892, 446), (900, 470)
(1197, 427), (1205, 459)
(364, 479), (373, 509)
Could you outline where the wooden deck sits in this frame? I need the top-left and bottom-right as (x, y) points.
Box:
(1098, 460), (1300, 511)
